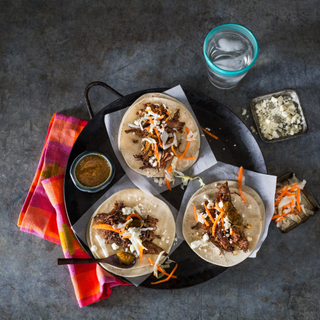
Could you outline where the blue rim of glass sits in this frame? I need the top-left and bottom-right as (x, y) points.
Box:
(203, 23), (259, 77)
(70, 151), (115, 193)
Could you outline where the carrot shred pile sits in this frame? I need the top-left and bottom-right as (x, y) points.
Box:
(151, 263), (178, 285)
(238, 166), (247, 203)
(200, 126), (218, 140)
(272, 181), (303, 224)
(148, 257), (177, 279)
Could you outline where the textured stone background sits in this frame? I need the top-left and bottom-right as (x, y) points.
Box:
(1, 0), (320, 319)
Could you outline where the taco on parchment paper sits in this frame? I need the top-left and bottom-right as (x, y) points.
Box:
(183, 180), (265, 267)
(118, 93), (200, 185)
(87, 188), (175, 277)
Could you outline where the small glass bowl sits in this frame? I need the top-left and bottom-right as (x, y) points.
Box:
(70, 151), (115, 193)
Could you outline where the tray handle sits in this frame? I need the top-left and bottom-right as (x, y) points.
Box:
(84, 81), (124, 119)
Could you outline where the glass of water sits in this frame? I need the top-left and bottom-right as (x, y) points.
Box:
(203, 24), (259, 89)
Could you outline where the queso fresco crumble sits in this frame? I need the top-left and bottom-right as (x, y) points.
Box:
(254, 95), (303, 140)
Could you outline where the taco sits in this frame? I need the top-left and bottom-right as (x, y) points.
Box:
(87, 188), (175, 277)
(118, 93), (200, 184)
(183, 181), (265, 267)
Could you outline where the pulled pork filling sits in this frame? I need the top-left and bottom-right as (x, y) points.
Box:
(125, 102), (185, 171)
(192, 182), (249, 253)
(93, 201), (166, 255)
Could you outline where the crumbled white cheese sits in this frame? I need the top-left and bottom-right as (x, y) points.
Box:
(202, 233), (209, 242)
(223, 216), (231, 230)
(190, 234), (210, 249)
(254, 95), (302, 140)
(90, 245), (97, 252)
(111, 243), (119, 250)
(122, 207), (132, 215)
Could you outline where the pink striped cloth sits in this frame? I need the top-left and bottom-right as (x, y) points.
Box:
(18, 113), (129, 307)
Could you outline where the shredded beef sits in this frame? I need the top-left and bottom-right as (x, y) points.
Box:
(191, 182), (250, 254)
(142, 240), (167, 255)
(144, 215), (159, 229)
(125, 103), (185, 170)
(94, 201), (126, 225)
(94, 201), (166, 255)
(165, 110), (185, 133)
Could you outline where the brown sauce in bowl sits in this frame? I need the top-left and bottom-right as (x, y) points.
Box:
(75, 155), (110, 187)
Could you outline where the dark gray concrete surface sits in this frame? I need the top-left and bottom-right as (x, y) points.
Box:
(1, 0), (320, 319)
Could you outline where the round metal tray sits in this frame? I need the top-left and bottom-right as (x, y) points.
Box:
(64, 82), (267, 289)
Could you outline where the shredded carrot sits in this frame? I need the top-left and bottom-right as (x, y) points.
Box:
(277, 217), (285, 222)
(151, 263), (178, 285)
(281, 203), (293, 210)
(284, 193), (296, 197)
(200, 126), (218, 140)
(193, 205), (198, 222)
(288, 183), (298, 191)
(203, 219), (210, 226)
(272, 213), (290, 220)
(238, 166), (247, 203)
(171, 146), (195, 160)
(122, 236), (132, 239)
(92, 224), (122, 234)
(126, 214), (142, 221)
(179, 127), (191, 159)
(154, 127), (163, 148)
(165, 109), (171, 122)
(139, 245), (143, 265)
(153, 142), (160, 166)
(275, 184), (289, 205)
(204, 203), (215, 224)
(171, 146), (180, 157)
(148, 257), (177, 278)
(296, 188), (301, 213)
(212, 211), (225, 235)
(166, 165), (172, 191)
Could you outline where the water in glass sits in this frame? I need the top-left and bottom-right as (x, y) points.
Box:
(206, 30), (254, 88)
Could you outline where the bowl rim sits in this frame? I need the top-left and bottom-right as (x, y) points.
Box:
(70, 151), (115, 193)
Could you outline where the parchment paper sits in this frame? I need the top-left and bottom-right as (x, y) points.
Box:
(104, 85), (217, 196)
(72, 175), (183, 286)
(176, 161), (277, 258)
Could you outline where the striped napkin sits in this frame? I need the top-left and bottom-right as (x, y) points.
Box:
(17, 113), (129, 307)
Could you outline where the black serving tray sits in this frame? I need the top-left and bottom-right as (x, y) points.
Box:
(64, 82), (267, 289)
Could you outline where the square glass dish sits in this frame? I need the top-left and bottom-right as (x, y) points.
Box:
(273, 172), (319, 233)
(250, 89), (308, 143)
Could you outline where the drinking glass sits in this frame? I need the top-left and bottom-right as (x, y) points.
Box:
(203, 24), (259, 89)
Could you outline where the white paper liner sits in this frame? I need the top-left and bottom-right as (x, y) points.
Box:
(72, 175), (183, 286)
(104, 85), (217, 196)
(176, 161), (277, 258)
